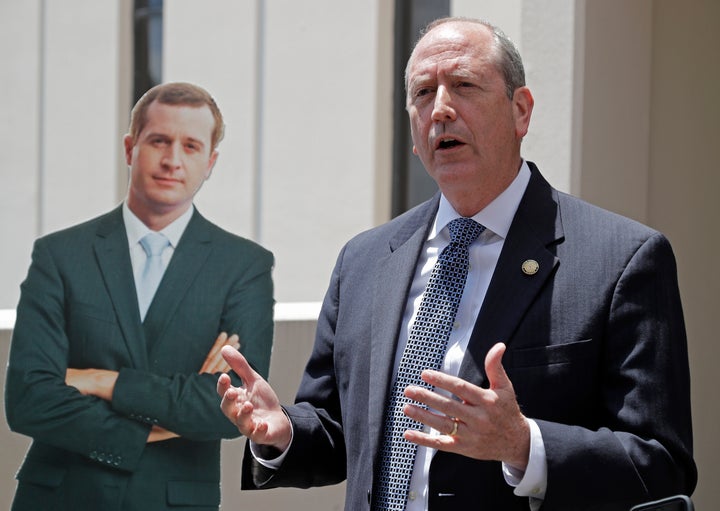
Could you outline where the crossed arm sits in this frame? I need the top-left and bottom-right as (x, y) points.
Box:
(66, 332), (240, 443)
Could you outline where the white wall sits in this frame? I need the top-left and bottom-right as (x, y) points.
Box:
(0, 1), (41, 310)
(451, 0), (578, 193)
(163, 0), (393, 303)
(0, 0), (125, 309)
(256, 0), (390, 302)
(163, 0), (260, 243)
(0, 0), (392, 307)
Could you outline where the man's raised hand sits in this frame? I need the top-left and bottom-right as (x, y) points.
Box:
(217, 346), (292, 451)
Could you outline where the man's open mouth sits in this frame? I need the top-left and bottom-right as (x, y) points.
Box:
(438, 138), (463, 150)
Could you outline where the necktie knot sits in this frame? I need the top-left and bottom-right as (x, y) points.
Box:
(447, 217), (485, 248)
(140, 232), (169, 258)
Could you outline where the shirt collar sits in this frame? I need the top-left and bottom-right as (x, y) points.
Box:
(431, 160), (531, 241)
(122, 202), (195, 248)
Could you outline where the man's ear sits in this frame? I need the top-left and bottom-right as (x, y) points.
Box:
(123, 134), (135, 165)
(512, 86), (534, 139)
(205, 150), (219, 180)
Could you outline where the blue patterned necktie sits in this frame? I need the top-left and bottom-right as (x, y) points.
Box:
(373, 217), (485, 510)
(137, 232), (169, 321)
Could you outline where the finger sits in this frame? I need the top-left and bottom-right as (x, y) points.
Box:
(219, 383), (249, 421)
(202, 353), (223, 374)
(221, 345), (258, 384)
(217, 372), (233, 397)
(214, 334), (240, 373)
(210, 359), (233, 375)
(404, 384), (462, 419)
(419, 369), (484, 407)
(213, 331), (229, 349)
(220, 390), (262, 438)
(404, 426), (458, 451)
(200, 333), (227, 373)
(210, 334), (240, 373)
(219, 390), (249, 431)
(213, 360), (232, 374)
(202, 334), (240, 374)
(403, 402), (458, 435)
(484, 342), (511, 392)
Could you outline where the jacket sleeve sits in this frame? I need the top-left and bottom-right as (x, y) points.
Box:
(5, 238), (150, 472)
(242, 245), (347, 490)
(538, 233), (696, 510)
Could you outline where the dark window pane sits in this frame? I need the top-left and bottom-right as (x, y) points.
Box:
(392, 0), (449, 217)
(133, 0), (163, 103)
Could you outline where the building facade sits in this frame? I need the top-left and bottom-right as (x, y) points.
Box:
(1, 1), (718, 509)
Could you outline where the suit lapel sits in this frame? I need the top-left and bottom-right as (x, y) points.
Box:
(94, 207), (149, 369)
(142, 210), (212, 352)
(368, 196), (439, 463)
(459, 165), (564, 385)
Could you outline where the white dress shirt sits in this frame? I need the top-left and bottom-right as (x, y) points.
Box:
(399, 162), (546, 510)
(122, 202), (194, 317)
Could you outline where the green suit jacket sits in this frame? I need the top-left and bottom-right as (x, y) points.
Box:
(5, 206), (274, 510)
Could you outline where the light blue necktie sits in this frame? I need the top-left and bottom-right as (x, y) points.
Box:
(373, 217), (485, 510)
(137, 232), (169, 321)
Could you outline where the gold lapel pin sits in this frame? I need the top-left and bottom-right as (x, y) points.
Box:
(521, 259), (539, 275)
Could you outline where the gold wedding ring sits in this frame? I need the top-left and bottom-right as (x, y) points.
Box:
(449, 418), (459, 437)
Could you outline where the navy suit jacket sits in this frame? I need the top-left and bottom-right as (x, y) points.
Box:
(242, 163), (695, 510)
(6, 206), (274, 511)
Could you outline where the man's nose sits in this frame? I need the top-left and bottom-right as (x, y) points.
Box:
(161, 142), (182, 168)
(431, 86), (457, 122)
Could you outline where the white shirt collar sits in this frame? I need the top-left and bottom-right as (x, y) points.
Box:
(431, 160), (532, 241)
(122, 202), (195, 248)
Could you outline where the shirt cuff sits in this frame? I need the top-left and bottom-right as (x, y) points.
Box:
(249, 419), (294, 470)
(502, 418), (547, 501)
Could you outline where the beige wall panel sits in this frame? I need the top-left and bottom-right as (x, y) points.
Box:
(648, 1), (720, 509)
(580, 0), (652, 223)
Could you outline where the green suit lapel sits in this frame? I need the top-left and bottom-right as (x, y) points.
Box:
(142, 210), (213, 351)
(94, 206), (149, 369)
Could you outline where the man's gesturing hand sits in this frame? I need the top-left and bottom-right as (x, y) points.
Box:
(217, 345), (292, 451)
(403, 342), (531, 470)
